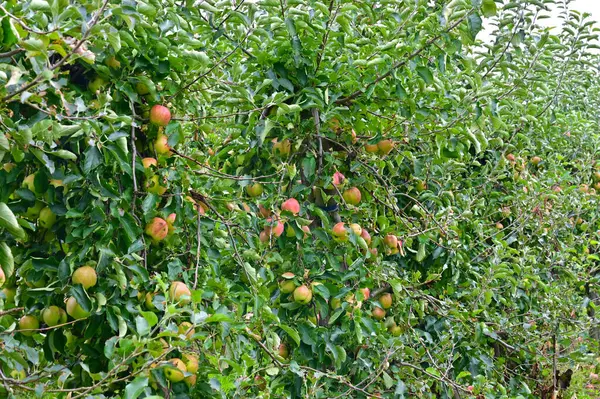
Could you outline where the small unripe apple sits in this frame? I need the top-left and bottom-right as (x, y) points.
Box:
(377, 139), (394, 155)
(58, 308), (67, 324)
(301, 225), (311, 238)
(246, 183), (264, 197)
(343, 187), (361, 205)
(149, 105), (171, 127)
(0, 268), (5, 287)
(293, 285), (312, 304)
(280, 279), (296, 294)
(383, 234), (398, 249)
(183, 353), (199, 374)
(19, 315), (39, 336)
(106, 56), (120, 68)
(360, 229), (371, 245)
(135, 82), (150, 95)
(530, 156), (541, 166)
(258, 204), (271, 218)
(495, 222), (503, 229)
(25, 201), (44, 219)
(66, 297), (90, 319)
(39, 207), (57, 229)
(379, 293), (392, 309)
(169, 281), (191, 304)
(42, 306), (62, 327)
(365, 143), (379, 153)
(145, 175), (167, 195)
(142, 157), (157, 168)
(164, 358), (187, 382)
(372, 307), (386, 320)
(264, 218), (284, 237)
(23, 173), (36, 192)
(390, 325), (402, 336)
(278, 343), (289, 358)
(259, 230), (269, 243)
(88, 76), (106, 92)
(2, 287), (16, 302)
(72, 266), (97, 289)
(3, 163), (15, 172)
(505, 153), (516, 162)
(332, 171), (345, 186)
(281, 198), (300, 215)
(154, 133), (171, 155)
(145, 217), (168, 241)
(349, 223), (362, 236)
(332, 222), (348, 241)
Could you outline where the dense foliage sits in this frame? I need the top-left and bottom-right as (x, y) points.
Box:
(1, 0), (600, 397)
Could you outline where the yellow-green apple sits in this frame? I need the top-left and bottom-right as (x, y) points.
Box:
(72, 266), (97, 289)
(372, 307), (386, 320)
(19, 315), (39, 336)
(531, 156), (541, 166)
(169, 281), (191, 304)
(145, 175), (167, 195)
(42, 306), (62, 327)
(164, 358), (187, 382)
(380, 293), (392, 309)
(178, 322), (195, 339)
(25, 201), (44, 219)
(142, 157), (157, 168)
(349, 223), (362, 236)
(377, 139), (394, 155)
(383, 234), (398, 249)
(154, 133), (171, 155)
(343, 187), (361, 205)
(66, 297), (90, 319)
(246, 183), (263, 197)
(332, 222), (348, 241)
(39, 207), (57, 229)
(365, 143), (379, 153)
(182, 353), (199, 373)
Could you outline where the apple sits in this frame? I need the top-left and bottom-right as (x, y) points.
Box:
(332, 222), (348, 241)
(390, 325), (402, 336)
(58, 308), (67, 324)
(178, 322), (195, 339)
(594, 171), (600, 181)
(258, 204), (271, 218)
(301, 225), (311, 238)
(246, 183), (264, 197)
(144, 292), (156, 310)
(72, 266), (97, 289)
(415, 180), (427, 192)
(349, 223), (362, 236)
(106, 56), (120, 68)
(580, 184), (590, 193)
(377, 139), (394, 155)
(361, 229), (371, 245)
(0, 267), (5, 287)
(2, 287), (16, 303)
(182, 353), (199, 373)
(383, 234), (398, 248)
(66, 297), (90, 319)
(273, 139), (291, 156)
(164, 358), (187, 382)
(255, 375), (267, 390)
(281, 198), (300, 215)
(264, 218), (284, 237)
(145, 175), (167, 195)
(23, 173), (36, 192)
(330, 297), (341, 309)
(145, 217), (168, 241)
(293, 285), (312, 304)
(184, 374), (197, 387)
(169, 281), (191, 304)
(372, 307), (386, 320)
(150, 105), (171, 127)
(166, 213), (176, 235)
(505, 153), (515, 162)
(10, 370), (26, 380)
(3, 163), (15, 172)
(42, 306), (62, 327)
(19, 315), (39, 336)
(495, 222), (503, 229)
(343, 187), (361, 205)
(25, 201), (44, 219)
(359, 287), (370, 300)
(154, 133), (171, 155)
(332, 171), (345, 186)
(259, 230), (269, 243)
(142, 157), (158, 168)
(379, 293), (392, 309)
(39, 207), (57, 229)
(278, 343), (289, 358)
(531, 156), (541, 166)
(280, 279), (296, 294)
(135, 82), (150, 95)
(365, 143), (379, 153)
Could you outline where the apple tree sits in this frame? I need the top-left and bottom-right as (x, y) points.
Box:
(0, 0), (600, 398)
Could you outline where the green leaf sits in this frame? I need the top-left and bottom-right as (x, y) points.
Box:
(0, 203), (25, 240)
(135, 315), (150, 336)
(279, 324), (300, 346)
(416, 66), (433, 84)
(123, 376), (148, 399)
(0, 242), (14, 278)
(482, 0), (497, 17)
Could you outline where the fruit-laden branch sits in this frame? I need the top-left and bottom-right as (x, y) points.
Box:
(335, 8), (474, 105)
(1, 0), (110, 103)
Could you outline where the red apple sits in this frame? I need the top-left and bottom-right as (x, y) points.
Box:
(332, 171), (345, 187)
(505, 153), (515, 162)
(264, 218), (284, 237)
(359, 287), (370, 300)
(530, 156), (541, 166)
(149, 105), (171, 126)
(361, 229), (371, 245)
(379, 293), (392, 309)
(332, 222), (348, 241)
(383, 234), (398, 248)
(145, 217), (169, 241)
(293, 285), (313, 304)
(278, 343), (289, 358)
(372, 307), (386, 320)
(281, 198), (300, 215)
